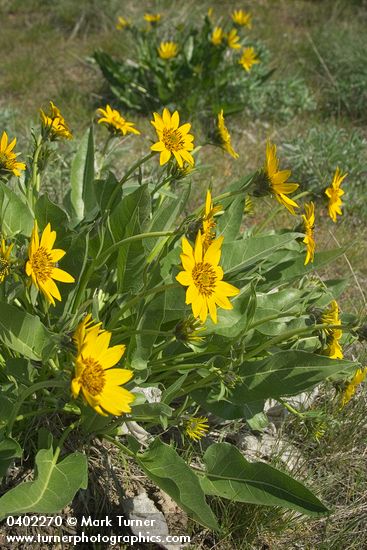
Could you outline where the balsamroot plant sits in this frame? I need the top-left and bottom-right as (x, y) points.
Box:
(0, 101), (364, 528)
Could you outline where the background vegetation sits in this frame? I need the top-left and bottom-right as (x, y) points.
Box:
(0, 0), (366, 548)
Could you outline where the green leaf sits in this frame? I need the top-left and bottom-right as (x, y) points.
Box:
(131, 402), (173, 418)
(232, 351), (358, 402)
(205, 281), (257, 338)
(34, 195), (69, 237)
(0, 446), (88, 519)
(137, 439), (218, 530)
(130, 292), (165, 371)
(70, 126), (95, 224)
(0, 303), (52, 360)
(263, 247), (346, 288)
(222, 233), (301, 274)
(200, 442), (328, 516)
(193, 388), (265, 421)
(0, 182), (33, 236)
(110, 185), (151, 292)
(0, 436), (22, 480)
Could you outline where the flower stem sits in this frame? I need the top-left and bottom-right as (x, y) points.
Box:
(6, 379), (67, 436)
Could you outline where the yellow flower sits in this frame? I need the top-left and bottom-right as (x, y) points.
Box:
(176, 231), (240, 324)
(263, 141), (299, 214)
(207, 7), (214, 19)
(227, 28), (241, 49)
(302, 201), (315, 265)
(40, 101), (72, 140)
(144, 13), (161, 23)
(217, 109), (239, 159)
(71, 317), (135, 416)
(25, 221), (75, 306)
(202, 189), (222, 251)
(185, 416), (209, 441)
(0, 238), (14, 283)
(325, 167), (347, 223)
(97, 104), (140, 136)
(232, 9), (252, 28)
(239, 46), (260, 72)
(73, 313), (102, 355)
(321, 300), (343, 359)
(116, 16), (129, 30)
(151, 108), (195, 168)
(340, 367), (367, 408)
(211, 26), (224, 46)
(158, 41), (179, 60)
(0, 131), (26, 177)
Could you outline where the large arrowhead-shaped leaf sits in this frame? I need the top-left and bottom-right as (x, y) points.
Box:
(0, 182), (33, 236)
(137, 439), (219, 531)
(0, 447), (88, 519)
(232, 351), (357, 402)
(222, 233), (301, 274)
(0, 303), (52, 360)
(70, 126), (95, 224)
(200, 443), (328, 516)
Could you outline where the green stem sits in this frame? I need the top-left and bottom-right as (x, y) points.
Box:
(95, 231), (175, 269)
(72, 232), (175, 313)
(54, 419), (81, 462)
(254, 191), (311, 235)
(15, 406), (76, 422)
(7, 379), (67, 436)
(27, 134), (43, 209)
(277, 398), (305, 419)
(103, 434), (136, 458)
(106, 151), (155, 211)
(108, 283), (178, 328)
(243, 322), (346, 361)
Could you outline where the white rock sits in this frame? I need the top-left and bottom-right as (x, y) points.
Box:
(122, 492), (182, 549)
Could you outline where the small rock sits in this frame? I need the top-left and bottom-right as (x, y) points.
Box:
(122, 492), (181, 549)
(133, 386), (162, 403)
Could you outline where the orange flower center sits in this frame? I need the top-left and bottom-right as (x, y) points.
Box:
(162, 128), (184, 152)
(30, 247), (54, 282)
(192, 262), (217, 296)
(0, 152), (11, 169)
(80, 357), (105, 396)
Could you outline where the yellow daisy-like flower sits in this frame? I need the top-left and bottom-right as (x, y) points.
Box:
(302, 201), (315, 265)
(97, 105), (140, 136)
(263, 141), (299, 215)
(71, 317), (135, 416)
(116, 16), (129, 30)
(232, 9), (252, 28)
(211, 26), (224, 46)
(325, 167), (347, 223)
(340, 367), (367, 408)
(158, 41), (179, 60)
(40, 101), (72, 140)
(217, 109), (239, 159)
(227, 28), (241, 49)
(0, 238), (14, 283)
(202, 189), (222, 251)
(144, 13), (161, 23)
(176, 231), (240, 324)
(151, 108), (195, 168)
(73, 313), (102, 356)
(239, 46), (260, 72)
(25, 221), (75, 306)
(321, 300), (343, 359)
(185, 416), (209, 441)
(0, 131), (26, 178)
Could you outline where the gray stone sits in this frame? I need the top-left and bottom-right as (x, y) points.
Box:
(122, 492), (182, 549)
